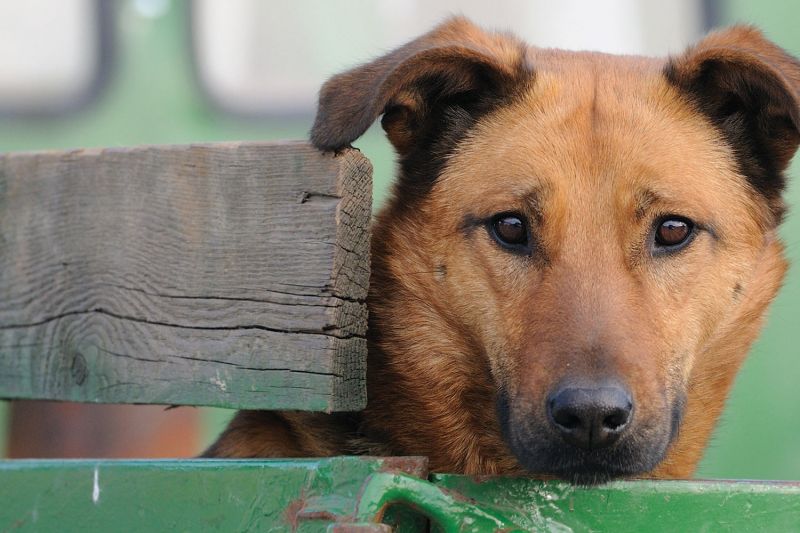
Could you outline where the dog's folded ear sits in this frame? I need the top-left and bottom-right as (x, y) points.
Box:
(310, 17), (528, 155)
(665, 26), (800, 213)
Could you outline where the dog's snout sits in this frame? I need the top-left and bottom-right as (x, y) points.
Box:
(547, 384), (633, 450)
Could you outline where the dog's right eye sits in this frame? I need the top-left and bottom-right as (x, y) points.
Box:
(652, 216), (696, 254)
(489, 213), (530, 253)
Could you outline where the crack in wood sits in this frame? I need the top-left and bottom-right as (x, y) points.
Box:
(0, 142), (370, 410)
(0, 308), (366, 340)
(169, 354), (344, 378)
(96, 281), (363, 308)
(298, 191), (342, 204)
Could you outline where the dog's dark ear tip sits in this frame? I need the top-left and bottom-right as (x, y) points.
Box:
(309, 130), (337, 153)
(308, 130), (354, 155)
(666, 25), (800, 219)
(309, 135), (352, 155)
(309, 16), (527, 157)
(311, 145), (349, 155)
(329, 145), (357, 156)
(309, 117), (359, 153)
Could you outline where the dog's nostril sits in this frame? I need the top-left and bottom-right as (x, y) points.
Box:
(602, 407), (630, 431)
(547, 384), (633, 450)
(553, 410), (581, 430)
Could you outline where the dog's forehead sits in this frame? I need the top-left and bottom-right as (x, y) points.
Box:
(436, 52), (755, 225)
(525, 47), (662, 76)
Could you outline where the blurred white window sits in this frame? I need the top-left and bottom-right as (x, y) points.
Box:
(191, 0), (707, 116)
(0, 0), (108, 115)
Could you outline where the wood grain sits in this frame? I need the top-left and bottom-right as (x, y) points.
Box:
(0, 141), (372, 411)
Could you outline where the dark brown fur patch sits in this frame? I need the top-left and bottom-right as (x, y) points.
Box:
(310, 17), (532, 205)
(664, 26), (800, 220)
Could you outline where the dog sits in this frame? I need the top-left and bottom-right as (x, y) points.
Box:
(205, 18), (798, 485)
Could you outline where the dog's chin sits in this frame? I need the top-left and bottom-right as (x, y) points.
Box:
(507, 441), (667, 486)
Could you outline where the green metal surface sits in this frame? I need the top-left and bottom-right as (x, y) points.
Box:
(348, 472), (541, 531)
(432, 474), (800, 532)
(0, 457), (425, 532)
(2, 457), (800, 531)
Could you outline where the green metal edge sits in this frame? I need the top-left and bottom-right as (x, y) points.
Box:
(3, 457), (800, 532)
(432, 474), (800, 532)
(0, 457), (427, 532)
(349, 472), (541, 532)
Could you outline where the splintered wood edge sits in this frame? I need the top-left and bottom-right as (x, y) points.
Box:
(330, 148), (372, 411)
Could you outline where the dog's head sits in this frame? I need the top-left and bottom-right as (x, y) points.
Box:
(312, 18), (798, 483)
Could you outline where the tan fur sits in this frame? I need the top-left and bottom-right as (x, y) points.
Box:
(207, 19), (797, 481)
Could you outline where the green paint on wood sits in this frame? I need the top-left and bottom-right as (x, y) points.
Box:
(0, 142), (372, 411)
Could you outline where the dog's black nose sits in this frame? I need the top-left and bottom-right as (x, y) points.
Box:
(547, 384), (633, 450)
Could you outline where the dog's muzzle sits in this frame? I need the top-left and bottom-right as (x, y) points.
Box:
(497, 383), (680, 485)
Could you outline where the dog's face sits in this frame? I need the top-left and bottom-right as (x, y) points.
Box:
(433, 66), (777, 482)
(312, 19), (798, 483)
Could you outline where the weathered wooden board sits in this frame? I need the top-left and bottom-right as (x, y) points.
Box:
(0, 141), (372, 411)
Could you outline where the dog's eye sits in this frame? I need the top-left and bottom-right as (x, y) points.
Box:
(654, 217), (694, 250)
(489, 213), (529, 252)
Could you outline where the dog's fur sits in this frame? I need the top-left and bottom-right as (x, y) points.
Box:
(206, 18), (799, 483)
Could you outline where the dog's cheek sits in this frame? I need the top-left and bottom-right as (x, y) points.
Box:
(647, 234), (767, 431)
(434, 235), (513, 363)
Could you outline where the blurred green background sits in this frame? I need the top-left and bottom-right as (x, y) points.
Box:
(0, 0), (797, 479)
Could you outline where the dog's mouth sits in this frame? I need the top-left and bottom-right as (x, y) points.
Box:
(497, 392), (683, 485)
(513, 442), (667, 486)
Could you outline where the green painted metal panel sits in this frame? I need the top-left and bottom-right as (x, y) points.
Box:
(2, 458), (800, 531)
(432, 474), (800, 532)
(0, 457), (427, 532)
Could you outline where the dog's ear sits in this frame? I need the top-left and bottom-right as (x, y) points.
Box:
(310, 17), (528, 156)
(666, 26), (800, 213)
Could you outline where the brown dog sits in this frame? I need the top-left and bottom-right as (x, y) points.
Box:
(206, 18), (798, 484)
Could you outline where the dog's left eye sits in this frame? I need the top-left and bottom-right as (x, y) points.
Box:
(489, 213), (530, 253)
(653, 216), (695, 251)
